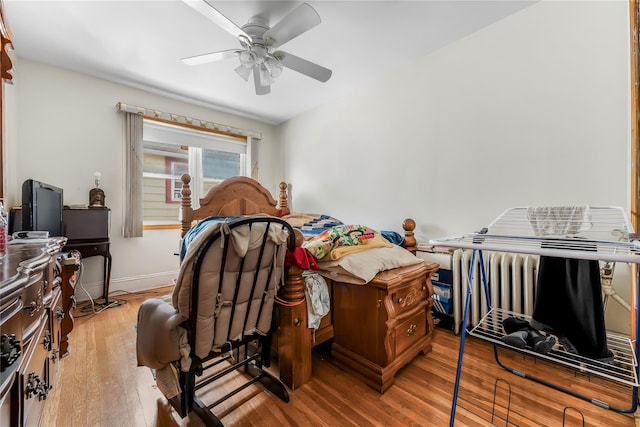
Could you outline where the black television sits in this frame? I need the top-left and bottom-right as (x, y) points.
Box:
(21, 179), (64, 236)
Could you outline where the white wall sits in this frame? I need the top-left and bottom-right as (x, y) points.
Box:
(279, 1), (631, 332)
(280, 0), (630, 240)
(6, 59), (281, 298)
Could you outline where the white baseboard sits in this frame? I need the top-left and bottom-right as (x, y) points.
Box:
(74, 270), (179, 302)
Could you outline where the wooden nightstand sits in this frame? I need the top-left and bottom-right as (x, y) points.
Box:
(330, 261), (438, 392)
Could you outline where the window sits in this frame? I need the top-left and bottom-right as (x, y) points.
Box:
(142, 120), (250, 225)
(166, 158), (189, 203)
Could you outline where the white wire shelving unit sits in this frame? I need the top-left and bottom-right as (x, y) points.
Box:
(429, 206), (640, 426)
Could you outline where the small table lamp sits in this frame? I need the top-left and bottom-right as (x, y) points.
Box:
(89, 171), (106, 207)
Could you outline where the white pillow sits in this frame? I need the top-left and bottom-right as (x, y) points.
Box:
(317, 244), (422, 285)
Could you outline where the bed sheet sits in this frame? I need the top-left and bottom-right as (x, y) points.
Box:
(282, 212), (421, 284)
(282, 212), (404, 244)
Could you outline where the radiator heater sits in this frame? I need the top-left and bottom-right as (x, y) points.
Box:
(451, 249), (539, 335)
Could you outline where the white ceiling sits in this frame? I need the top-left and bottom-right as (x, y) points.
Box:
(3, 0), (534, 125)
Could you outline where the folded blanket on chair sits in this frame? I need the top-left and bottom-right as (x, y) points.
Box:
(136, 297), (189, 399)
(179, 216), (241, 261)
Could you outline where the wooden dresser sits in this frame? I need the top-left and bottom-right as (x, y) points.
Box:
(0, 238), (66, 426)
(331, 261), (438, 392)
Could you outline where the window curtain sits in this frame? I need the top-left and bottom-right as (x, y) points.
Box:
(123, 112), (143, 237)
(249, 136), (259, 180)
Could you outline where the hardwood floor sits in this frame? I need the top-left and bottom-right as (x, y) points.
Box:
(41, 287), (638, 427)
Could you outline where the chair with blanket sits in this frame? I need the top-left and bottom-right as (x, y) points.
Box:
(136, 216), (296, 426)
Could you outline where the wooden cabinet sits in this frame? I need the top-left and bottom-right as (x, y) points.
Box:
(331, 261), (438, 393)
(0, 238), (65, 426)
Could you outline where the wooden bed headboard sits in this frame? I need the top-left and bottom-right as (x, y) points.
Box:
(180, 173), (417, 252)
(180, 174), (290, 237)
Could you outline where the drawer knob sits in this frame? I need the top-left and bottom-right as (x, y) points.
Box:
(25, 371), (51, 401)
(26, 301), (38, 315)
(43, 330), (52, 351)
(0, 334), (21, 371)
(407, 324), (417, 336)
(37, 381), (51, 400)
(25, 372), (41, 400)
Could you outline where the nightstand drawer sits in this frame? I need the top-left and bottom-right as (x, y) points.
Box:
(394, 309), (427, 356)
(391, 277), (426, 315)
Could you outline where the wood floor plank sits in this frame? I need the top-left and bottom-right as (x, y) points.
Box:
(39, 287), (639, 427)
(98, 306), (132, 426)
(84, 314), (101, 426)
(70, 310), (89, 427)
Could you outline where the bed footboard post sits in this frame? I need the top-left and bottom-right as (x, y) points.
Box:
(402, 218), (417, 254)
(278, 182), (290, 215)
(180, 174), (193, 237)
(277, 228), (312, 390)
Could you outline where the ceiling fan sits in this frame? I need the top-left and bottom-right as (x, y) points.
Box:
(181, 0), (332, 95)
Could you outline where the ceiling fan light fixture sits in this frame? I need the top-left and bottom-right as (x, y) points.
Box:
(264, 56), (283, 78)
(252, 45), (267, 63)
(259, 64), (275, 87)
(238, 50), (256, 68)
(234, 64), (252, 81)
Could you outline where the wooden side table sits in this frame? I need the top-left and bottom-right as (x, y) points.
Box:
(63, 207), (111, 303)
(63, 240), (111, 303)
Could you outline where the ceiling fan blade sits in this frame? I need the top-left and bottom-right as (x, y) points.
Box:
(275, 51), (332, 83)
(182, 0), (251, 41)
(264, 3), (321, 48)
(181, 49), (239, 66)
(253, 67), (271, 95)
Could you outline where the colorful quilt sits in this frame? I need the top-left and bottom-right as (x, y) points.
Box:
(282, 213), (344, 237)
(302, 224), (379, 260)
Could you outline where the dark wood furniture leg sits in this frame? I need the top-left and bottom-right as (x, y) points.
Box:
(59, 255), (80, 358)
(102, 249), (112, 303)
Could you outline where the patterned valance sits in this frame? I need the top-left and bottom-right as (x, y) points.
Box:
(116, 102), (262, 140)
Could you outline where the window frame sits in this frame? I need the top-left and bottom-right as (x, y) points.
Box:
(165, 157), (188, 203)
(141, 119), (251, 228)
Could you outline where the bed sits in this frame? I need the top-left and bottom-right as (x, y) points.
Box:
(179, 174), (439, 391)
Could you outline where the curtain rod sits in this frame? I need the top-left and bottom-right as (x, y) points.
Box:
(116, 102), (262, 139)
